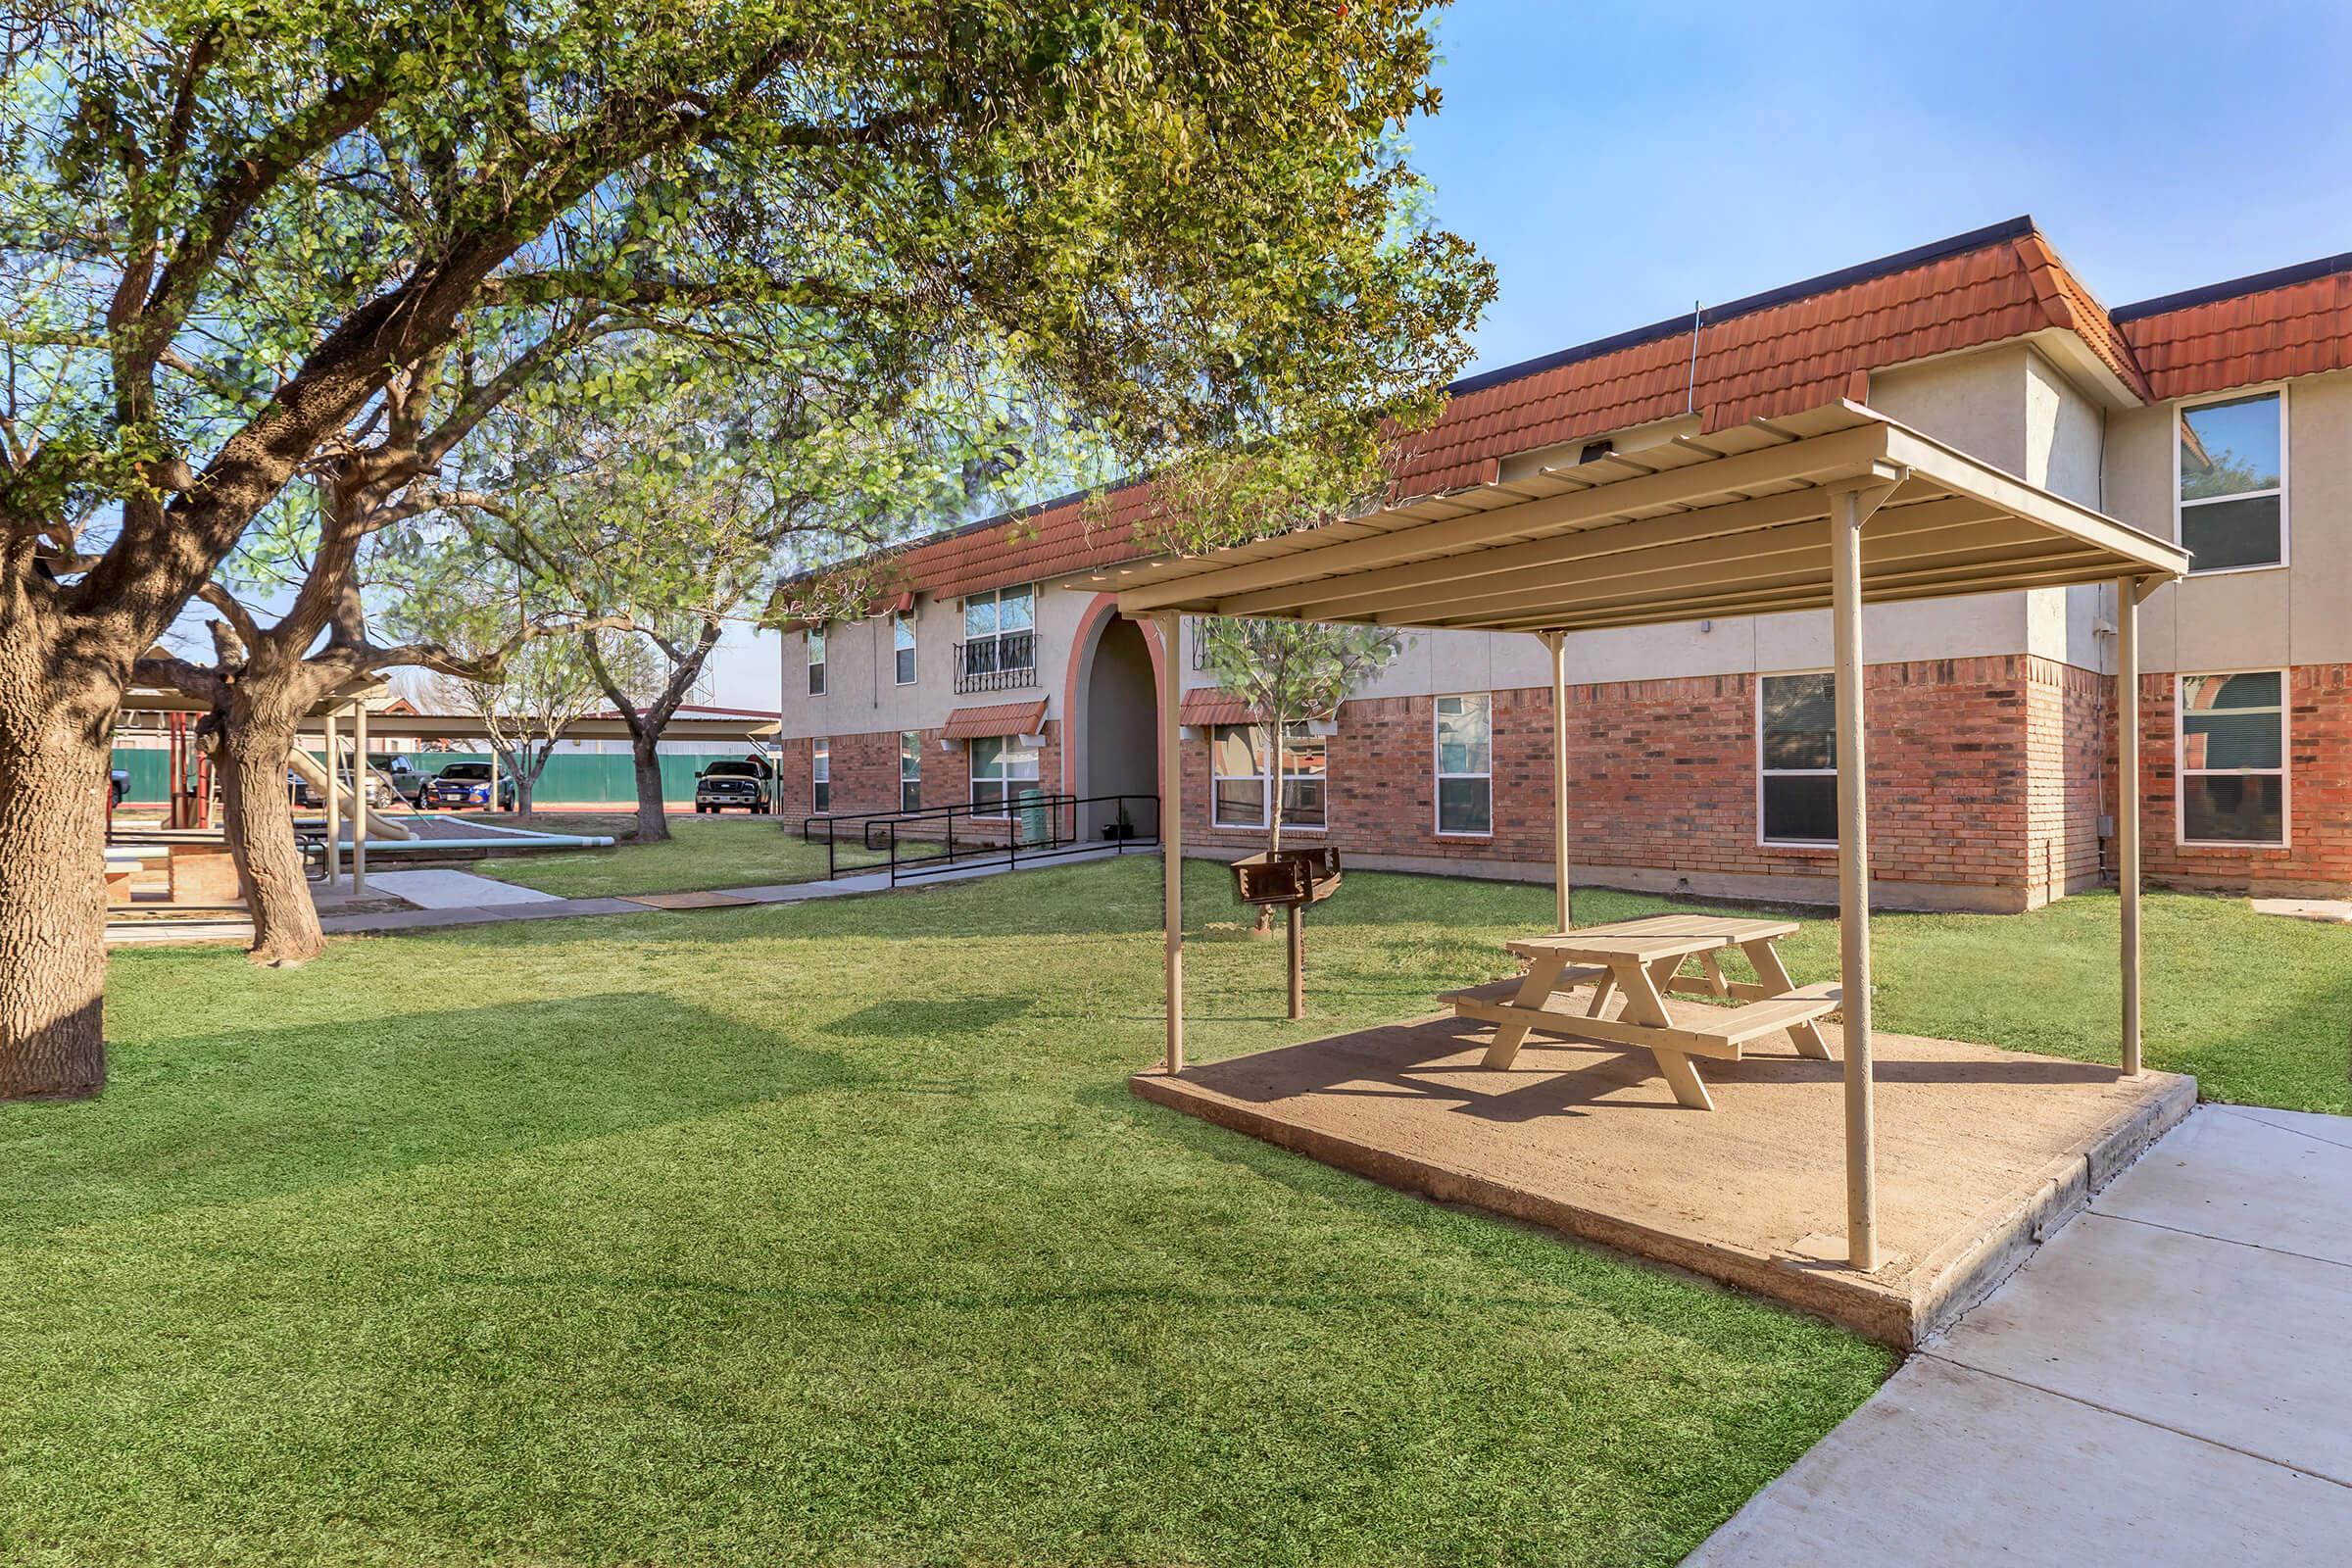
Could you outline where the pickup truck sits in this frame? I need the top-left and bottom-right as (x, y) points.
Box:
(694, 759), (773, 814)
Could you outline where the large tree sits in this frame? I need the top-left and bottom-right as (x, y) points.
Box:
(0, 1), (1488, 1097)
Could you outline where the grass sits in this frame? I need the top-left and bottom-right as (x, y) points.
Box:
(4, 859), (1894, 1568)
(472, 816), (883, 899)
(7, 859), (2338, 1566)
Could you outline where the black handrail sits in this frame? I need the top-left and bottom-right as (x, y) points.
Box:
(802, 793), (1081, 880)
(884, 792), (1160, 886)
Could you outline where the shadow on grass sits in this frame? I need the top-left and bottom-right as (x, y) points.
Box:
(826, 996), (1035, 1039)
(0, 992), (859, 1244)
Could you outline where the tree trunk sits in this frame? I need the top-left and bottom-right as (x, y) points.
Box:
(0, 718), (111, 1099)
(216, 703), (324, 965)
(630, 730), (668, 842)
(514, 763), (536, 820)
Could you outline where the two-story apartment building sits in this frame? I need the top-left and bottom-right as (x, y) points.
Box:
(774, 216), (2352, 911)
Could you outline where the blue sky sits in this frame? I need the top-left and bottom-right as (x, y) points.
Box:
(1412, 1), (2352, 377)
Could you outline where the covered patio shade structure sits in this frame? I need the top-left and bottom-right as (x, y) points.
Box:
(1096, 401), (2188, 1271)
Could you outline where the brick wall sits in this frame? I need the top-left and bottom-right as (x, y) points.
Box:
(2024, 657), (2109, 906)
(2121, 662), (2352, 897)
(775, 723), (1063, 842)
(1185, 656), (2045, 901)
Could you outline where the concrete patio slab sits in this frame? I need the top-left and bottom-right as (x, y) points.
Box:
(1688, 1354), (2352, 1565)
(1134, 998), (2191, 1347)
(1935, 1208), (2352, 1484)
(2250, 896), (2352, 923)
(2090, 1103), (2352, 1264)
(359, 869), (565, 908)
(1691, 1104), (2352, 1564)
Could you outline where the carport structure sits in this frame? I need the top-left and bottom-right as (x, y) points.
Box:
(1097, 402), (2188, 1270)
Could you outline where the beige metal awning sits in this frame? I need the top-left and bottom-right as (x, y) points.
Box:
(1100, 400), (2186, 1278)
(1090, 403), (2187, 629)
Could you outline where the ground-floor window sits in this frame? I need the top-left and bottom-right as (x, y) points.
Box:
(1209, 722), (1327, 830)
(811, 738), (830, 813)
(1434, 694), (1492, 835)
(900, 731), (921, 813)
(2178, 670), (2286, 845)
(1758, 671), (1837, 846)
(969, 734), (1039, 816)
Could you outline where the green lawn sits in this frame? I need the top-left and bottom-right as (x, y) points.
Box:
(474, 816), (883, 899)
(5, 860), (2339, 1566)
(5, 859), (1891, 1568)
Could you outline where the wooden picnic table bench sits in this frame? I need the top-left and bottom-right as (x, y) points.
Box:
(1441, 912), (1841, 1110)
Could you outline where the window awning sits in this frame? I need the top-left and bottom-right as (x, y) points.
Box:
(1090, 402), (2188, 632)
(1179, 688), (1258, 728)
(941, 700), (1049, 742)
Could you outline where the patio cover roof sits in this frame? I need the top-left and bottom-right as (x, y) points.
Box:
(1092, 402), (2187, 631)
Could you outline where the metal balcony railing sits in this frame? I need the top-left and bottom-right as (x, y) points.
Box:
(953, 629), (1038, 693)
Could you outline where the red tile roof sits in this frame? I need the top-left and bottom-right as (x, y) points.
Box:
(940, 700), (1049, 741)
(2116, 257), (2352, 400)
(870, 220), (2352, 604)
(1178, 687), (1256, 727)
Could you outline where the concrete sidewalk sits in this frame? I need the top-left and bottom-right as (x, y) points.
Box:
(317, 845), (1128, 936)
(1689, 1102), (2352, 1564)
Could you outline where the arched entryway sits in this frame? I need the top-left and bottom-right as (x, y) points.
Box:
(1066, 597), (1162, 842)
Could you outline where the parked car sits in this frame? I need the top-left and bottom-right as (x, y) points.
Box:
(109, 768), (128, 806)
(420, 760), (516, 811)
(694, 758), (773, 814)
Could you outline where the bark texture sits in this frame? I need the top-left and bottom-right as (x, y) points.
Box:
(0, 720), (111, 1098)
(214, 699), (322, 964)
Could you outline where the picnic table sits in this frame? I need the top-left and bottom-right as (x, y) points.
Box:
(1442, 913), (1842, 1110)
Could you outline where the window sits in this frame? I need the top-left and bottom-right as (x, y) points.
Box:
(960, 586), (1036, 677)
(811, 738), (830, 812)
(968, 735), (1039, 816)
(1209, 722), (1327, 830)
(2178, 671), (2286, 846)
(1434, 695), (1493, 835)
(899, 730), (921, 813)
(893, 613), (917, 685)
(808, 625), (827, 696)
(2179, 390), (2284, 571)
(1758, 672), (1837, 845)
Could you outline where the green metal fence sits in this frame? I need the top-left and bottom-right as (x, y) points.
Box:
(108, 746), (753, 806)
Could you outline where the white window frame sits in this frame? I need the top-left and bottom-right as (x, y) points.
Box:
(1756, 669), (1838, 850)
(807, 625), (827, 696)
(959, 585), (1038, 674)
(1433, 693), (1493, 838)
(899, 730), (921, 813)
(892, 612), (917, 686)
(810, 737), (830, 813)
(1207, 721), (1328, 833)
(2174, 667), (2290, 849)
(968, 734), (1039, 818)
(2174, 383), (2289, 575)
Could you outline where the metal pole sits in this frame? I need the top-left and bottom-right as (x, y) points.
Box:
(1832, 486), (1878, 1272)
(1544, 629), (1573, 931)
(351, 700), (368, 895)
(2117, 578), (2143, 1076)
(1154, 611), (1185, 1074)
(322, 709), (340, 886)
(1287, 904), (1305, 1020)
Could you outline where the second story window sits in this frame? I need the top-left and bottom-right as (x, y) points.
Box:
(893, 613), (916, 685)
(957, 585), (1037, 692)
(2179, 390), (2284, 572)
(808, 625), (827, 696)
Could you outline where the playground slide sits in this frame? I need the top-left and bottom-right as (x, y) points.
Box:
(284, 746), (415, 841)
